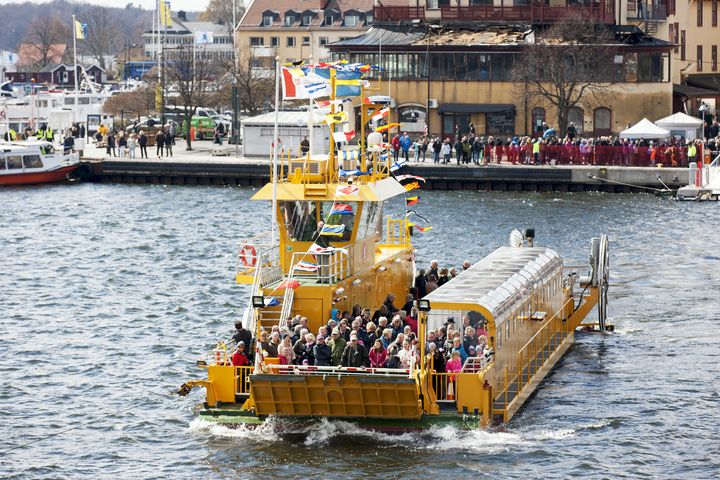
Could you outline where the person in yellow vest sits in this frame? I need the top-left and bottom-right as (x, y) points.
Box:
(9, 128), (17, 141)
(687, 141), (697, 164)
(532, 138), (541, 165)
(44, 126), (54, 142)
(36, 125), (45, 139)
(98, 123), (108, 138)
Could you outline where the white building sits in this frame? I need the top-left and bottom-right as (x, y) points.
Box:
(241, 111), (330, 157)
(1, 50), (18, 83)
(143, 11), (235, 61)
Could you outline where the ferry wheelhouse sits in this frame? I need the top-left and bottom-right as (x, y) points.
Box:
(0, 141), (81, 186)
(179, 70), (611, 429)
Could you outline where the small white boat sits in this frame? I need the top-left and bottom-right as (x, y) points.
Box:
(0, 140), (83, 186)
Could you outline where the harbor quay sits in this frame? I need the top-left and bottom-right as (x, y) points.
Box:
(80, 142), (689, 193)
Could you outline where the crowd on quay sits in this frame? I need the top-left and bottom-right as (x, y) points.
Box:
(388, 119), (720, 168)
(93, 121), (178, 159)
(229, 259), (493, 373)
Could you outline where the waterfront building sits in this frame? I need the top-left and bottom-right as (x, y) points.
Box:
(236, 0), (374, 68)
(143, 10), (235, 61)
(6, 64), (106, 88)
(327, 3), (673, 139)
(1, 50), (18, 83)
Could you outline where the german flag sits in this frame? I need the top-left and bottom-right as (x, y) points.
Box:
(406, 196), (419, 206)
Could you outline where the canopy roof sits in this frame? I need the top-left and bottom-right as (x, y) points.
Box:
(251, 177), (406, 201)
(619, 118), (670, 139)
(655, 112), (704, 127)
(424, 246), (563, 327)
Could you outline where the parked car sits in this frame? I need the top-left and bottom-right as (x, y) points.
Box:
(181, 116), (217, 140)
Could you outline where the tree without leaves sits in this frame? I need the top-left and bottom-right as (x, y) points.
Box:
(103, 85), (156, 122)
(81, 6), (122, 70)
(163, 47), (218, 150)
(22, 16), (70, 69)
(211, 53), (274, 116)
(199, 0), (245, 37)
(512, 15), (621, 136)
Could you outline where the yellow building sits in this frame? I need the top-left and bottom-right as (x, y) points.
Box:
(328, 5), (674, 139)
(236, 0), (374, 67)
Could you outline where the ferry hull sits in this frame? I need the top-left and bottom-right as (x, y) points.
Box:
(197, 406), (486, 433)
(0, 164), (79, 186)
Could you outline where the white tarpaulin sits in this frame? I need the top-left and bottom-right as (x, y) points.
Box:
(620, 118), (670, 139)
(656, 112), (704, 140)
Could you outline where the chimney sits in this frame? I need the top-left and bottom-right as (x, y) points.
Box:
(178, 10), (187, 21)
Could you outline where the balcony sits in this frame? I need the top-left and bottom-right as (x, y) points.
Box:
(374, 0), (616, 25)
(626, 0), (670, 21)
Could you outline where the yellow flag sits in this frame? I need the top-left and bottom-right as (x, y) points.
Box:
(404, 181), (420, 191)
(74, 19), (87, 40)
(159, 0), (172, 27)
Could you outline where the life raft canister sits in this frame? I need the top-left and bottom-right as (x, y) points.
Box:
(240, 244), (257, 267)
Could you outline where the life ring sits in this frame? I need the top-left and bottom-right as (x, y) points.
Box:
(240, 244), (257, 267)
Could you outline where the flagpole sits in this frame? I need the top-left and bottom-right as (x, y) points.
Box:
(271, 57), (280, 246)
(307, 55), (313, 158)
(72, 14), (79, 126)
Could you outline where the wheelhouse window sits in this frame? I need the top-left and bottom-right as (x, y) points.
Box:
(23, 155), (43, 168)
(280, 201), (319, 242)
(356, 201), (383, 240)
(6, 155), (22, 169)
(320, 201), (356, 242)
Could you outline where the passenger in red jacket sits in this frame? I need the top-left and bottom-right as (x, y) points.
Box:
(232, 342), (250, 366)
(369, 339), (387, 368)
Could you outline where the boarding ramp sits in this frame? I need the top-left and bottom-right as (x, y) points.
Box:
(250, 365), (423, 419)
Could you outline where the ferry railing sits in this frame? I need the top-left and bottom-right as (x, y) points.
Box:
(235, 366), (253, 395)
(289, 246), (353, 285)
(236, 234), (282, 288)
(430, 372), (459, 402)
(265, 364), (412, 377)
(497, 298), (574, 411)
(383, 218), (410, 246)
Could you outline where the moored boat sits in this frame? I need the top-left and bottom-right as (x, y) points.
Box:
(0, 141), (82, 186)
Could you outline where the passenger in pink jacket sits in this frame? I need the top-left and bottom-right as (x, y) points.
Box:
(369, 339), (387, 368)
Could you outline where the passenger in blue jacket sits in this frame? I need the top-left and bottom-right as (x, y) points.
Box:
(400, 132), (412, 161)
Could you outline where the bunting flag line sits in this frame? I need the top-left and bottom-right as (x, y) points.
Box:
(405, 210), (431, 223)
(371, 107), (390, 123)
(308, 244), (349, 255)
(332, 130), (355, 143)
(375, 123), (401, 133)
(320, 224), (346, 236)
(315, 99), (344, 108)
(329, 203), (354, 215)
(396, 174), (426, 183)
(406, 196), (419, 206)
(336, 184), (360, 196)
(309, 67), (364, 97)
(415, 225), (433, 233)
(324, 111), (348, 125)
(263, 297), (281, 306)
(278, 279), (300, 289)
(390, 159), (407, 172)
(294, 261), (320, 272)
(404, 181), (420, 192)
(281, 67), (331, 99)
(339, 168), (369, 177)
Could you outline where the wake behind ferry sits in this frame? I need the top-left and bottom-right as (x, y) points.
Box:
(178, 63), (612, 430)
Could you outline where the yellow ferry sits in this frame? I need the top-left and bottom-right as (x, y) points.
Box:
(178, 65), (611, 430)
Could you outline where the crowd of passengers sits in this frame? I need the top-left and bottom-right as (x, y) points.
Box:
(229, 260), (494, 374)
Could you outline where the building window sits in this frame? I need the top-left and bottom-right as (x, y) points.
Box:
(680, 30), (686, 60)
(302, 14), (313, 26)
(284, 15), (295, 26)
(250, 37), (264, 46)
(319, 36), (329, 46)
(302, 36), (310, 46)
(713, 0), (718, 27)
(713, 45), (718, 71)
(698, 45), (703, 71)
(487, 111), (515, 135)
(271, 37), (279, 47)
(287, 37), (296, 47)
(397, 106), (427, 132)
(698, 0), (703, 27)
(531, 107), (545, 135)
(366, 12), (374, 24)
(593, 107), (611, 136)
(569, 107), (584, 134)
(673, 23), (679, 54)
(344, 15), (358, 27)
(262, 15), (273, 26)
(324, 15), (334, 26)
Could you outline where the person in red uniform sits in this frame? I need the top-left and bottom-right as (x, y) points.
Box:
(232, 342), (250, 366)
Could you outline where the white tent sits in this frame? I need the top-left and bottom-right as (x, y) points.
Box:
(655, 112), (704, 140)
(619, 118), (670, 139)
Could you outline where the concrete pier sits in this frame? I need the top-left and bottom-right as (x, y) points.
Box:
(81, 143), (686, 193)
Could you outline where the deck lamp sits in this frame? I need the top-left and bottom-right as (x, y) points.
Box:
(252, 295), (265, 308)
(417, 299), (431, 312)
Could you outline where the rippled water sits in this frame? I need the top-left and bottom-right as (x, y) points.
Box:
(1, 184), (719, 479)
